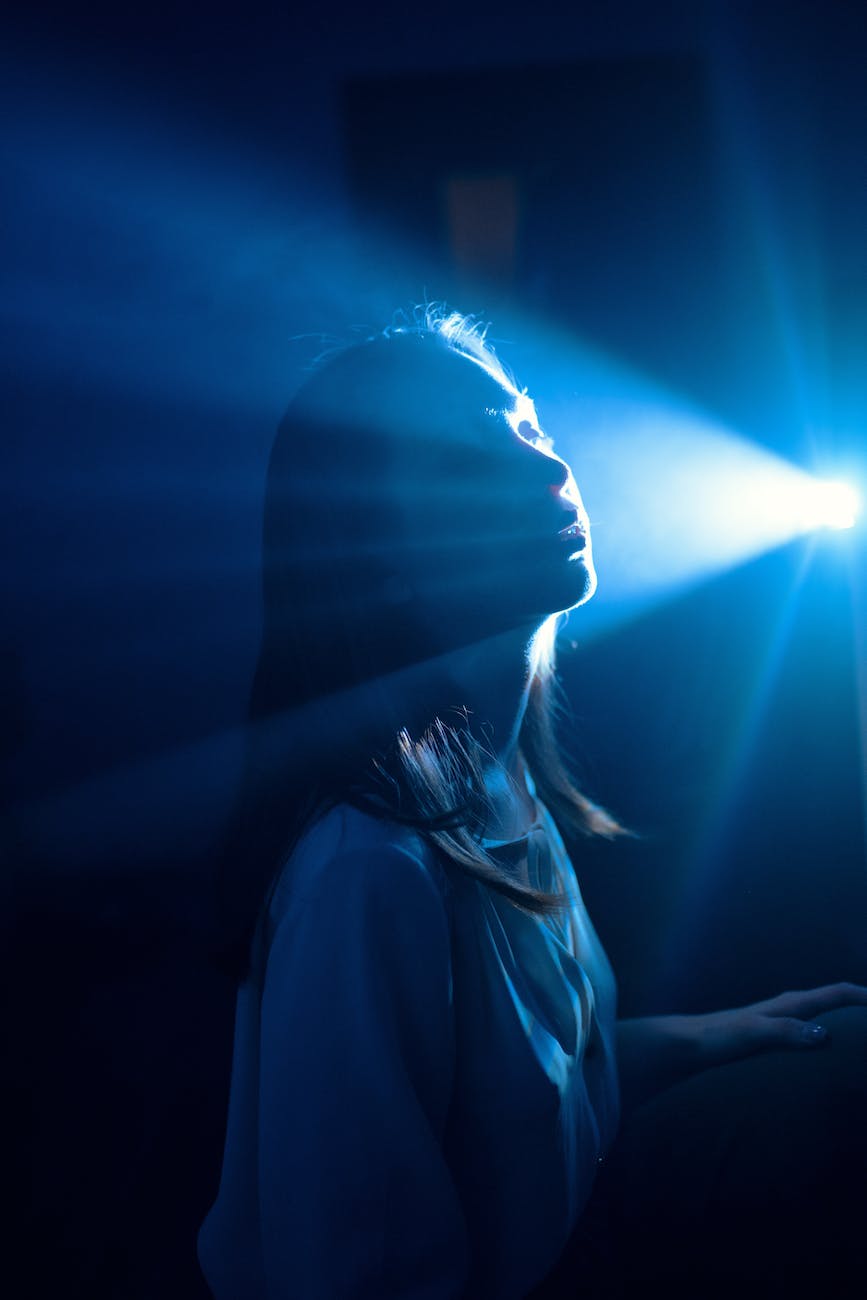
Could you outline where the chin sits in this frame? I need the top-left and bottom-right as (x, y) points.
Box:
(492, 547), (598, 627)
(551, 552), (596, 614)
(571, 561), (597, 608)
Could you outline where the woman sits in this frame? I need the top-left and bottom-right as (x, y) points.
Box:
(200, 308), (867, 1299)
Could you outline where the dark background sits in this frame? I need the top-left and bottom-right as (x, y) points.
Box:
(2, 2), (865, 1295)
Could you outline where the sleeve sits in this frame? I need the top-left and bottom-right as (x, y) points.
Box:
(257, 842), (469, 1299)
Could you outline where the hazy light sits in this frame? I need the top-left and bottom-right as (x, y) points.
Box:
(798, 479), (860, 531)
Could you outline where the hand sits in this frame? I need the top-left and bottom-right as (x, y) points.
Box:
(691, 982), (867, 1068)
(617, 983), (867, 1113)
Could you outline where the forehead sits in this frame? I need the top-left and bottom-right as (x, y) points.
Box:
(429, 346), (541, 441)
(305, 335), (543, 457)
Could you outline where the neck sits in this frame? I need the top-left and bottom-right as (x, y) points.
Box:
(443, 625), (534, 748)
(441, 621), (543, 838)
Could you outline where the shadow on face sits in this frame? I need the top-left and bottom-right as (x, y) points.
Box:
(260, 332), (595, 711)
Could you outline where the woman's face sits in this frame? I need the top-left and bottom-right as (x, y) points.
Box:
(387, 367), (596, 632)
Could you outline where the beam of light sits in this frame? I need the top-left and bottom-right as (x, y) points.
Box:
(644, 540), (817, 1002)
(549, 397), (860, 643)
(5, 54), (853, 625)
(845, 533), (867, 869)
(0, 52), (431, 416)
(6, 624), (549, 872)
(800, 479), (860, 531)
(6, 35), (862, 923)
(479, 306), (863, 645)
(709, 32), (822, 437)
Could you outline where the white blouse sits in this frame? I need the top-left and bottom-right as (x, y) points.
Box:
(198, 794), (619, 1299)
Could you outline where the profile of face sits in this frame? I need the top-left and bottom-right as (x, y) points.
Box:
(380, 344), (596, 638)
(262, 331), (596, 698)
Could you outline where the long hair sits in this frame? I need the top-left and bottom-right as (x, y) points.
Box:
(213, 306), (622, 982)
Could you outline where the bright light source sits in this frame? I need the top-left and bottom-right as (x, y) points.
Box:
(803, 480), (860, 531)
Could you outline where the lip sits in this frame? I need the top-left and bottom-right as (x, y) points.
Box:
(558, 519), (587, 551)
(553, 500), (588, 545)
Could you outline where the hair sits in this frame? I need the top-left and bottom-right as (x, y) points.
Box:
(212, 305), (623, 983)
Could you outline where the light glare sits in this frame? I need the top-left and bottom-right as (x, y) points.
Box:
(802, 480), (860, 531)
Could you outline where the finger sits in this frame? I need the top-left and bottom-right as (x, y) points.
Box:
(755, 983), (867, 1020)
(757, 1016), (831, 1050)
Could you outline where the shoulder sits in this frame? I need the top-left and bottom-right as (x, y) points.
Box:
(268, 803), (451, 928)
(258, 805), (455, 1003)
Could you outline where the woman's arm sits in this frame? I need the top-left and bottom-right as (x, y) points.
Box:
(617, 982), (867, 1115)
(258, 842), (468, 1299)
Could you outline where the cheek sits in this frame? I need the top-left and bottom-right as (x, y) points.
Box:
(390, 459), (487, 535)
(390, 440), (561, 556)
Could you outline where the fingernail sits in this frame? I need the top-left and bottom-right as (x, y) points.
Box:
(801, 1023), (828, 1044)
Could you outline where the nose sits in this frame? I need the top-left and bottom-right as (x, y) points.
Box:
(532, 448), (570, 501)
(546, 456), (570, 495)
(516, 419), (570, 494)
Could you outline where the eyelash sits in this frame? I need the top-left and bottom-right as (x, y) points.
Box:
(485, 406), (556, 453)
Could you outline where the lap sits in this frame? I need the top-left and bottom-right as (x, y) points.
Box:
(531, 1006), (867, 1299)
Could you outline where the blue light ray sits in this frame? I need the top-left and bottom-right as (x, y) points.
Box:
(708, 28), (827, 441)
(0, 53), (431, 414)
(806, 479), (860, 530)
(846, 536), (867, 866)
(484, 307), (860, 646)
(5, 55), (851, 636)
(646, 538), (818, 997)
